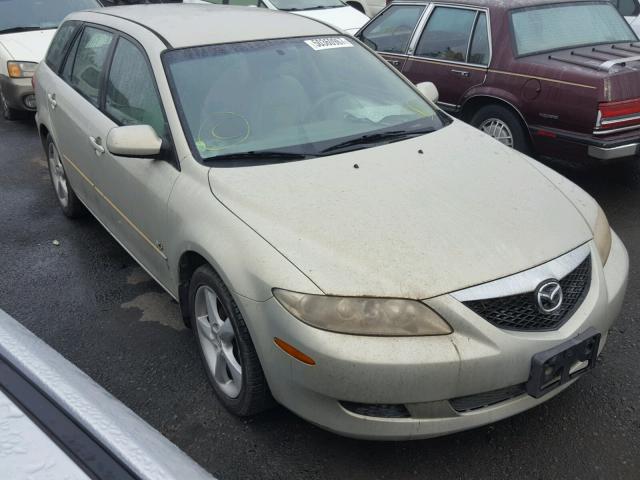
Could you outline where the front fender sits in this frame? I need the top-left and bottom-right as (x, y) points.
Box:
(166, 168), (322, 303)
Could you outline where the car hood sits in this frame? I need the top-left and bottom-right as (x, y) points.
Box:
(0, 29), (56, 62)
(292, 6), (369, 34)
(208, 122), (592, 299)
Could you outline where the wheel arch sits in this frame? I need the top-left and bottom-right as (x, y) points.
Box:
(38, 122), (50, 152)
(177, 249), (217, 327)
(460, 94), (534, 149)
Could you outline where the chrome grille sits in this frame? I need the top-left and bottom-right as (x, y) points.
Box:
(463, 255), (592, 332)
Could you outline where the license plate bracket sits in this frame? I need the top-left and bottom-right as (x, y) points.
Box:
(526, 327), (601, 399)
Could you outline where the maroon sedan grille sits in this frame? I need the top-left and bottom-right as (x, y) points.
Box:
(463, 256), (592, 332)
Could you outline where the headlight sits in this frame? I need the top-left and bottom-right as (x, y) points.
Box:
(7, 61), (38, 78)
(273, 289), (452, 336)
(593, 205), (612, 265)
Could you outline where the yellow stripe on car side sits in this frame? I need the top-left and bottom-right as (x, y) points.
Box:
(62, 154), (168, 260)
(381, 53), (597, 90)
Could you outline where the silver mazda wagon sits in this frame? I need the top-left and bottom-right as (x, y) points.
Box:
(34, 4), (629, 439)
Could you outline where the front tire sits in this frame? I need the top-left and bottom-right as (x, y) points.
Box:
(470, 104), (530, 154)
(46, 135), (85, 218)
(189, 265), (273, 416)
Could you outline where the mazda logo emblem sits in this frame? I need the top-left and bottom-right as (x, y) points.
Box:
(535, 280), (563, 314)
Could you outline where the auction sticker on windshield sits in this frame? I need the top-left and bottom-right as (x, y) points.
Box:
(305, 37), (353, 51)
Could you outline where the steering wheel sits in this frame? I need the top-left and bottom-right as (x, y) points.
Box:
(305, 91), (354, 122)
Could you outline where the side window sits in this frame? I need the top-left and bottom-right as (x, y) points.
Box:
(610, 0), (640, 17)
(64, 27), (115, 107)
(227, 0), (262, 5)
(358, 6), (425, 54)
(415, 7), (476, 62)
(45, 22), (79, 73)
(468, 12), (490, 65)
(105, 37), (166, 139)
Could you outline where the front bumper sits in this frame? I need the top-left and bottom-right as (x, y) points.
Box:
(0, 75), (36, 111)
(239, 234), (628, 440)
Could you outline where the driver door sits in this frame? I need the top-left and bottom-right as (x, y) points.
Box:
(90, 35), (179, 288)
(357, 4), (427, 71)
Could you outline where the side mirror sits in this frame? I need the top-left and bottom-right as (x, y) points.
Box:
(106, 125), (162, 157)
(416, 81), (439, 104)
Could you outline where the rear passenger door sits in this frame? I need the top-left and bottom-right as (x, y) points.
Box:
(54, 25), (116, 206)
(402, 6), (490, 111)
(357, 4), (427, 71)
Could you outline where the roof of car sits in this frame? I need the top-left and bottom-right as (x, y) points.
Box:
(390, 0), (610, 10)
(83, 4), (338, 48)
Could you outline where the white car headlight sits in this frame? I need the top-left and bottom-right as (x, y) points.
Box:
(273, 289), (452, 336)
(594, 205), (612, 265)
(8, 61), (38, 78)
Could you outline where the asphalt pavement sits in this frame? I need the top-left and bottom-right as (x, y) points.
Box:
(1, 113), (638, 480)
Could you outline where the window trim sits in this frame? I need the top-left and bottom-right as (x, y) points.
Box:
(60, 24), (117, 109)
(508, 0), (638, 58)
(409, 3), (492, 68)
(358, 3), (428, 56)
(44, 20), (82, 74)
(60, 22), (180, 170)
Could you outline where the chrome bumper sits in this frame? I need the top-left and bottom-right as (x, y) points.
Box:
(588, 142), (639, 160)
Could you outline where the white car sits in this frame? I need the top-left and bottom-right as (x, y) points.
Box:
(188, 0), (369, 34)
(35, 3), (628, 440)
(0, 0), (100, 120)
(344, 0), (385, 18)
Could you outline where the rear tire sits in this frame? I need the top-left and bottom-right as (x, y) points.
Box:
(189, 265), (274, 416)
(46, 135), (85, 218)
(470, 104), (530, 155)
(0, 87), (20, 121)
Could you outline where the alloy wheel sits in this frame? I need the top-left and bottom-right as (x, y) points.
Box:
(48, 142), (69, 208)
(194, 285), (243, 398)
(479, 117), (514, 148)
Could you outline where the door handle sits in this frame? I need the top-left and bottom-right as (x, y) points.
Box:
(451, 69), (470, 78)
(388, 59), (400, 67)
(47, 93), (57, 110)
(89, 136), (105, 156)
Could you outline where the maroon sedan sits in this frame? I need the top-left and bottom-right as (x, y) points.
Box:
(357, 0), (640, 164)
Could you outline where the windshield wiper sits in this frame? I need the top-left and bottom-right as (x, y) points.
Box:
(0, 26), (54, 34)
(206, 150), (312, 163)
(319, 128), (436, 155)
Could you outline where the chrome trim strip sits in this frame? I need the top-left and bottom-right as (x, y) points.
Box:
(599, 55), (640, 71)
(588, 142), (639, 160)
(451, 243), (591, 302)
(593, 123), (640, 135)
(600, 114), (640, 126)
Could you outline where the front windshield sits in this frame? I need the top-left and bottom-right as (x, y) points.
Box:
(164, 36), (446, 162)
(510, 2), (637, 56)
(269, 0), (345, 11)
(0, 0), (99, 33)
